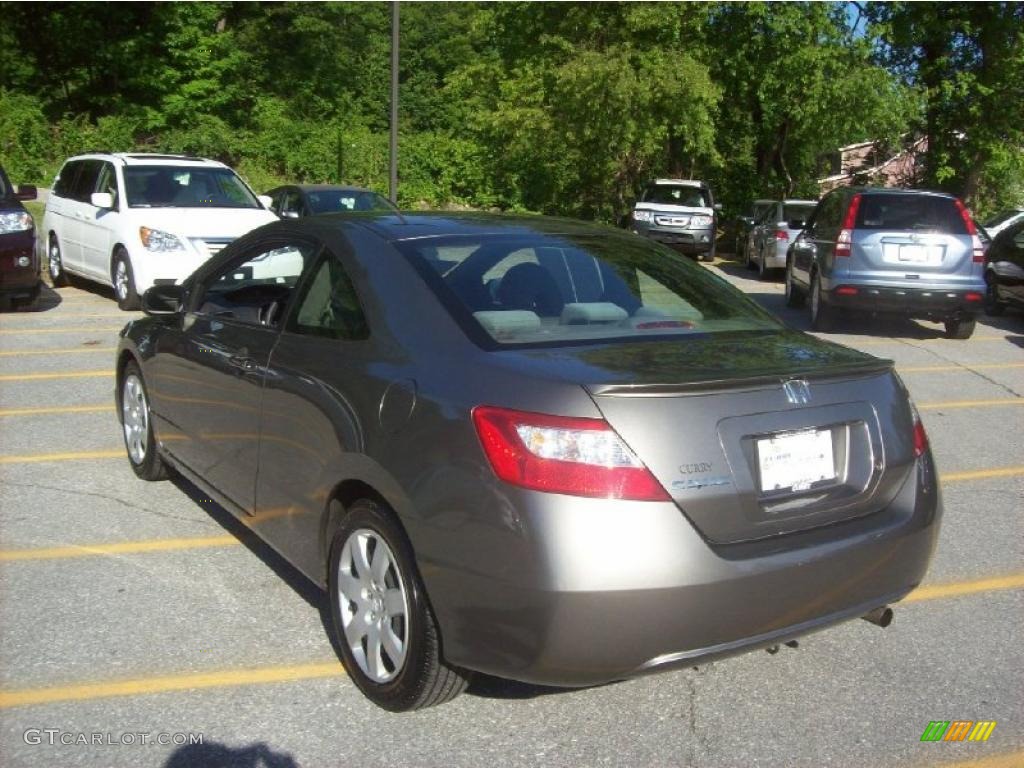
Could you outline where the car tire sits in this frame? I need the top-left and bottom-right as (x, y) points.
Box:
(113, 248), (140, 311)
(984, 275), (1006, 316)
(120, 361), (172, 481)
(13, 285), (41, 312)
(944, 316), (976, 340)
(784, 263), (805, 308)
(328, 498), (470, 712)
(701, 243), (715, 263)
(810, 273), (836, 331)
(744, 240), (755, 270)
(757, 250), (770, 280)
(48, 235), (69, 287)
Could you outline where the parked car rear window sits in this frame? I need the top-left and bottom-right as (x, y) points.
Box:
(855, 194), (967, 234)
(123, 166), (260, 209)
(783, 204), (815, 224)
(399, 234), (780, 348)
(306, 190), (396, 214)
(642, 185), (709, 208)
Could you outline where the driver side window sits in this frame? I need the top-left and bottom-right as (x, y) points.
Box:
(196, 240), (317, 327)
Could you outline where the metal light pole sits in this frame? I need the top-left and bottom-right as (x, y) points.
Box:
(389, 1), (399, 203)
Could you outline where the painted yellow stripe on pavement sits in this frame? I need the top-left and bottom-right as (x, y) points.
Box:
(0, 535), (239, 562)
(0, 662), (345, 709)
(905, 573), (1024, 604)
(0, 450), (123, 465)
(0, 346), (116, 357)
(929, 751), (1024, 768)
(0, 326), (123, 335)
(1, 313), (131, 320)
(0, 404), (111, 417)
(900, 362), (1024, 373)
(940, 466), (1024, 483)
(0, 369), (111, 382)
(919, 398), (1023, 410)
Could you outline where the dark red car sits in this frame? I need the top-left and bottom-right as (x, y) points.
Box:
(0, 165), (40, 310)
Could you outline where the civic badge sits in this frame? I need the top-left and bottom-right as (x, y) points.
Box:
(783, 379), (811, 405)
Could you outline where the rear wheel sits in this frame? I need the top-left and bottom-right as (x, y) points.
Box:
(810, 273), (836, 331)
(48, 235), (69, 287)
(784, 263), (805, 308)
(113, 248), (140, 310)
(944, 315), (976, 339)
(984, 275), (1006, 316)
(121, 362), (171, 481)
(757, 249), (770, 280)
(328, 499), (470, 711)
(744, 238), (755, 270)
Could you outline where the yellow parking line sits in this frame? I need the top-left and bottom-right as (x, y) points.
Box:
(0, 535), (239, 562)
(940, 466), (1024, 483)
(0, 370), (111, 382)
(0, 450), (123, 465)
(2, 313), (130, 321)
(926, 751), (1024, 768)
(0, 346), (116, 357)
(900, 362), (1024, 373)
(0, 404), (111, 417)
(0, 662), (345, 709)
(919, 398), (1023, 410)
(0, 326), (123, 335)
(904, 573), (1024, 604)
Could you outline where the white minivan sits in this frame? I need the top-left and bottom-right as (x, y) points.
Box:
(41, 153), (277, 309)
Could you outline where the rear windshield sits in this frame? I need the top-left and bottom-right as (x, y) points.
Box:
(123, 166), (259, 209)
(855, 194), (967, 234)
(642, 185), (709, 208)
(398, 233), (780, 348)
(306, 189), (397, 214)
(983, 209), (1022, 229)
(783, 204), (815, 224)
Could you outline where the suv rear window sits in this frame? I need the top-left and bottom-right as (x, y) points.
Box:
(855, 194), (967, 234)
(642, 185), (709, 208)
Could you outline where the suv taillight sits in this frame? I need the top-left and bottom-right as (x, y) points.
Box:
(834, 193), (862, 258)
(774, 229), (789, 241)
(954, 199), (985, 263)
(472, 406), (670, 501)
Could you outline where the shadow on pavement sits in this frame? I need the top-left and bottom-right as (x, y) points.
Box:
(164, 740), (298, 768)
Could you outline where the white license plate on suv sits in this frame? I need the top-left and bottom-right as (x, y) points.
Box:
(757, 429), (836, 492)
(897, 244), (941, 264)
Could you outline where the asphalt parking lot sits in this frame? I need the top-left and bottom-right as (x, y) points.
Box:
(0, 262), (1021, 768)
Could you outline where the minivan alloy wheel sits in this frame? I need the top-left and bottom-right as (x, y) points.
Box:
(49, 237), (68, 287)
(115, 259), (129, 301)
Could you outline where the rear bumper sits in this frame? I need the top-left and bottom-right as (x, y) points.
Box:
(824, 283), (984, 318)
(422, 452), (941, 687)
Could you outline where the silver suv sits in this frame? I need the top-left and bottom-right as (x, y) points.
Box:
(631, 179), (720, 261)
(785, 188), (986, 338)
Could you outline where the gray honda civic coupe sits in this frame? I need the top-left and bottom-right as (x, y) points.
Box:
(116, 212), (941, 711)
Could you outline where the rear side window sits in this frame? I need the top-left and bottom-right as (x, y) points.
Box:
(856, 194), (967, 234)
(287, 252), (369, 340)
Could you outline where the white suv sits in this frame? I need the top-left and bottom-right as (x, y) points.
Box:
(41, 153), (277, 309)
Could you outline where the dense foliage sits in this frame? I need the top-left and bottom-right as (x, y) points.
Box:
(1, 2), (1020, 218)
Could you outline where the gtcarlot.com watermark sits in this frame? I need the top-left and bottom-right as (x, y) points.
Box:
(24, 729), (203, 747)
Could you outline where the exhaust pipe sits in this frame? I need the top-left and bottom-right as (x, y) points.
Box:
(862, 606), (893, 628)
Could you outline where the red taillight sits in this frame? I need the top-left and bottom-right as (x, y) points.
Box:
(954, 199), (985, 262)
(835, 285), (859, 296)
(471, 406), (670, 501)
(965, 292), (983, 302)
(834, 193), (862, 258)
(774, 229), (789, 241)
(911, 403), (928, 458)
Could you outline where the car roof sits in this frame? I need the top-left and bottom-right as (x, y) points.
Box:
(781, 199), (818, 205)
(838, 186), (957, 199)
(64, 153), (227, 169)
(302, 211), (623, 244)
(651, 179), (706, 187)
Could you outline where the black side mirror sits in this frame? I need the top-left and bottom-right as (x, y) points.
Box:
(15, 184), (37, 201)
(142, 284), (185, 316)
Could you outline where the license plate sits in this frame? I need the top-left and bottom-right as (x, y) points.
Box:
(757, 429), (836, 492)
(898, 244), (931, 263)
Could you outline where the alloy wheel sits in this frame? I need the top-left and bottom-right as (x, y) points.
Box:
(49, 241), (61, 280)
(122, 374), (148, 464)
(336, 528), (410, 683)
(115, 259), (129, 301)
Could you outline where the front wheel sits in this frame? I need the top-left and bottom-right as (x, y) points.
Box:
(328, 499), (470, 711)
(121, 362), (172, 481)
(944, 315), (976, 339)
(48, 236), (69, 287)
(113, 249), (140, 310)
